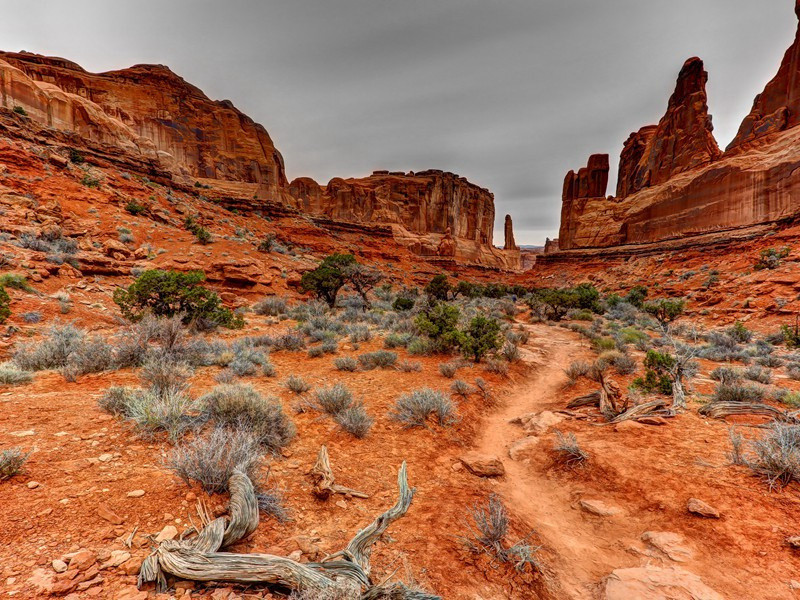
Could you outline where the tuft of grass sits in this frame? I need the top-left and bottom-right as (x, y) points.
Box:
(390, 388), (457, 428)
(201, 384), (295, 452)
(285, 375), (311, 394)
(743, 365), (772, 385)
(0, 362), (33, 385)
(748, 424), (800, 489)
(0, 273), (34, 292)
(314, 383), (354, 416)
(0, 448), (30, 480)
(253, 296), (288, 316)
(124, 387), (201, 442)
(333, 403), (373, 438)
(710, 366), (743, 384)
(358, 350), (397, 370)
(451, 379), (474, 399)
(712, 382), (765, 403)
(553, 431), (588, 468)
(334, 356), (359, 372)
(564, 360), (590, 384)
(398, 360), (422, 372)
(438, 361), (459, 378)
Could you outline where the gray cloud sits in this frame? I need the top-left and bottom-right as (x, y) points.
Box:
(0, 0), (794, 245)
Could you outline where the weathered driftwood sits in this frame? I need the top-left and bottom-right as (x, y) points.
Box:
(311, 445), (369, 500)
(139, 463), (436, 598)
(610, 400), (671, 424)
(699, 402), (800, 423)
(567, 391), (601, 409)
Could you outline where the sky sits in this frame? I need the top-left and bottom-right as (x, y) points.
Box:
(0, 1), (796, 246)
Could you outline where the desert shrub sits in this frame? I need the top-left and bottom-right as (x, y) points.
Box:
(439, 361), (460, 378)
(611, 353), (636, 375)
(125, 387), (201, 442)
(358, 350), (397, 370)
(757, 355), (784, 369)
(728, 427), (746, 465)
(201, 384), (295, 451)
(474, 377), (493, 404)
(392, 297), (414, 311)
(285, 375), (310, 394)
(461, 315), (502, 362)
(168, 425), (263, 494)
(592, 337), (616, 352)
(81, 173), (101, 188)
(425, 274), (452, 301)
(253, 296), (288, 316)
(274, 332), (306, 351)
(712, 382), (765, 403)
(215, 369), (237, 384)
(464, 494), (540, 573)
(0, 448), (29, 480)
(398, 360), (422, 372)
(98, 386), (135, 416)
(484, 359), (509, 375)
(643, 298), (686, 328)
(787, 364), (800, 380)
(563, 360), (590, 384)
(334, 356), (359, 372)
(390, 388), (457, 428)
(12, 322), (85, 371)
(113, 270), (242, 329)
(553, 431), (588, 467)
(782, 319), (800, 349)
(755, 246), (790, 270)
(125, 200), (146, 215)
(727, 321), (753, 343)
(781, 391), (800, 408)
(0, 273), (33, 292)
(346, 324), (372, 343)
(60, 336), (115, 380)
(624, 285), (648, 308)
(0, 286), (9, 324)
(744, 365), (772, 385)
(0, 362), (33, 385)
(384, 332), (413, 349)
(568, 309), (595, 322)
(407, 337), (433, 356)
(451, 379), (474, 398)
(314, 383), (354, 415)
(333, 403), (373, 438)
(415, 302), (463, 353)
(262, 361), (277, 377)
(632, 350), (674, 395)
(21, 311), (41, 323)
(308, 346), (325, 358)
(141, 353), (193, 394)
(710, 366), (743, 384)
(748, 424), (800, 489)
(12, 105), (27, 116)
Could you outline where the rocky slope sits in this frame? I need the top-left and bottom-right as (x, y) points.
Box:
(553, 0), (800, 253)
(0, 51), (517, 269)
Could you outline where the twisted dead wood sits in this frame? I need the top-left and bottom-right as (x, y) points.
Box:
(139, 463), (436, 598)
(699, 402), (800, 423)
(311, 445), (369, 500)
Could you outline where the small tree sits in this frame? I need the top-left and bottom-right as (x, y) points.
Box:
(342, 262), (383, 309)
(531, 288), (576, 321)
(625, 285), (648, 308)
(460, 315), (502, 362)
(0, 285), (9, 324)
(300, 253), (356, 307)
(415, 302), (463, 353)
(425, 274), (452, 302)
(643, 298), (686, 329)
(113, 270), (243, 329)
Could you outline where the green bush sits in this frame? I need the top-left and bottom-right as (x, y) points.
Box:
(755, 247), (790, 270)
(643, 298), (685, 327)
(0, 274), (33, 292)
(12, 105), (27, 116)
(631, 350), (674, 395)
(460, 315), (502, 362)
(415, 302), (463, 352)
(392, 297), (414, 311)
(125, 200), (146, 216)
(0, 286), (9, 324)
(425, 274), (452, 301)
(68, 149), (84, 164)
(81, 173), (101, 188)
(625, 286), (648, 308)
(113, 270), (243, 329)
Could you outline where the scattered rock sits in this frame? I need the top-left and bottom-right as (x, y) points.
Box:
(9, 430), (35, 437)
(787, 536), (800, 549)
(508, 436), (539, 461)
(155, 525), (178, 543)
(51, 560), (68, 573)
(67, 549), (96, 572)
(641, 531), (693, 563)
(603, 565), (723, 600)
(636, 416), (669, 426)
(580, 499), (623, 517)
(100, 550), (131, 569)
(97, 453), (113, 462)
(115, 585), (148, 600)
(511, 410), (564, 435)
(27, 481), (40, 489)
(687, 498), (720, 519)
(126, 490), (145, 498)
(459, 452), (506, 477)
(121, 556), (144, 576)
(96, 504), (124, 525)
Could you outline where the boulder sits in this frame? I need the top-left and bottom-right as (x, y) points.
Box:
(459, 453), (506, 477)
(603, 565), (723, 600)
(508, 437), (539, 461)
(687, 498), (720, 519)
(641, 531), (694, 563)
(511, 410), (564, 435)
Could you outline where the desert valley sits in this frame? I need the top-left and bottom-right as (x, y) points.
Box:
(4, 3), (800, 600)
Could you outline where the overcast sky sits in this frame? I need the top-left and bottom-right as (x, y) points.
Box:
(0, 1), (796, 245)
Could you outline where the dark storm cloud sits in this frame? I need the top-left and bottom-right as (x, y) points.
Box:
(0, 1), (795, 244)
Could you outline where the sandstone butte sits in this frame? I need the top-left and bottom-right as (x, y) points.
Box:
(0, 50), (519, 271)
(550, 0), (800, 256)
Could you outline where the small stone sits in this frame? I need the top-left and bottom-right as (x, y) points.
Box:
(641, 531), (693, 563)
(287, 550), (303, 562)
(52, 560), (68, 573)
(155, 525), (178, 543)
(786, 536), (800, 549)
(459, 452), (505, 477)
(9, 430), (35, 437)
(97, 453), (113, 462)
(27, 481), (40, 489)
(185, 492), (197, 502)
(508, 436), (538, 461)
(126, 490), (145, 498)
(121, 556), (144, 576)
(335, 500), (347, 509)
(96, 504), (124, 525)
(790, 580), (800, 590)
(687, 498), (720, 519)
(68, 549), (96, 572)
(100, 550), (130, 569)
(580, 499), (623, 517)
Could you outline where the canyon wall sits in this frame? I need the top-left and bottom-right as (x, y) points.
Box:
(555, 2), (800, 253)
(0, 51), (518, 268)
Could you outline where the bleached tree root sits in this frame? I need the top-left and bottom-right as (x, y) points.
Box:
(311, 445), (369, 500)
(610, 400), (672, 423)
(699, 402), (800, 423)
(138, 463), (438, 598)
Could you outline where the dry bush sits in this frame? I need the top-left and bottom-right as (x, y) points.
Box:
(438, 362), (459, 378)
(253, 296), (288, 316)
(563, 360), (590, 384)
(748, 424), (800, 489)
(553, 431), (589, 468)
(398, 360), (422, 372)
(451, 379), (475, 399)
(334, 356), (359, 372)
(0, 448), (29, 480)
(0, 362), (33, 385)
(712, 382), (765, 403)
(314, 383), (373, 438)
(358, 350), (397, 370)
(285, 375), (311, 394)
(390, 388), (458, 428)
(333, 403), (374, 438)
(710, 366), (743, 384)
(124, 387), (201, 442)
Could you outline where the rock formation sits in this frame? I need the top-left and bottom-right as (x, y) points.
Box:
(0, 51), (519, 269)
(554, 4), (800, 253)
(437, 227), (456, 257)
(503, 214), (517, 250)
(728, 1), (800, 149)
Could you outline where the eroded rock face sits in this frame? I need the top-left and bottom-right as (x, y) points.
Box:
(0, 51), (289, 200)
(559, 154), (609, 250)
(553, 4), (800, 253)
(729, 2), (800, 149)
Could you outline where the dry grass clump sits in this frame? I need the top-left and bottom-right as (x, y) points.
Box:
(747, 424), (800, 489)
(253, 296), (288, 316)
(398, 360), (422, 372)
(313, 383), (373, 438)
(0, 448), (29, 480)
(0, 362), (33, 385)
(358, 350), (397, 370)
(553, 431), (589, 468)
(201, 384), (295, 452)
(390, 388), (458, 428)
(712, 382), (765, 403)
(438, 361), (460, 378)
(451, 379), (475, 399)
(333, 356), (359, 372)
(563, 360), (590, 385)
(285, 375), (311, 394)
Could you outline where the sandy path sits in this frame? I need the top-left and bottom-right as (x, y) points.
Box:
(475, 324), (638, 599)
